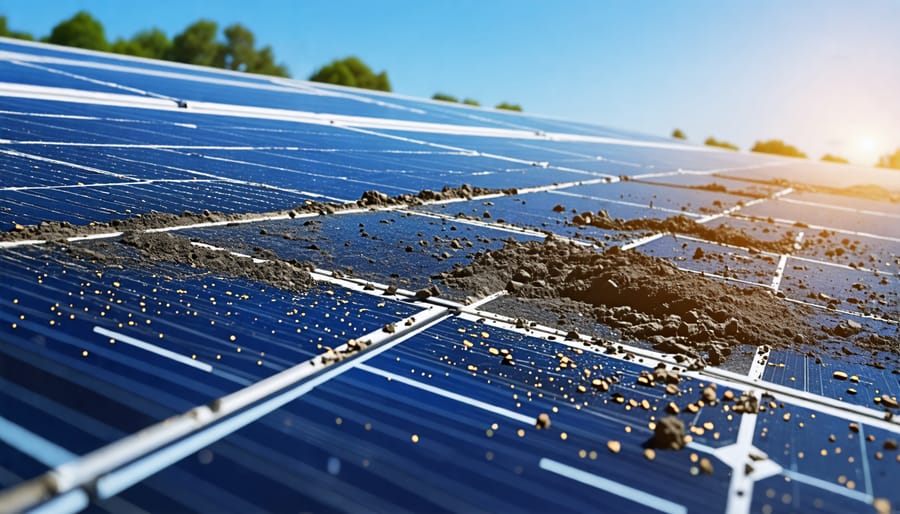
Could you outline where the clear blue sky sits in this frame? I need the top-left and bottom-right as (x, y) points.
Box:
(2, 0), (899, 165)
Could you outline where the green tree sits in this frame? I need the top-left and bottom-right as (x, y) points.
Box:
(496, 102), (522, 112)
(432, 93), (458, 102)
(876, 149), (900, 170)
(704, 137), (739, 151)
(820, 154), (848, 164)
(249, 46), (289, 77)
(672, 128), (687, 140)
(462, 98), (480, 106)
(45, 11), (108, 51)
(309, 56), (391, 91)
(751, 140), (807, 159)
(111, 28), (171, 59)
(0, 16), (35, 40)
(168, 20), (219, 67)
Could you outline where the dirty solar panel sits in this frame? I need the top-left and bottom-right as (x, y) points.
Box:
(0, 37), (898, 514)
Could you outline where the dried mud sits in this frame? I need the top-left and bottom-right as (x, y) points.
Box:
(1, 184), (517, 242)
(564, 210), (799, 254)
(58, 231), (316, 293)
(442, 236), (842, 366)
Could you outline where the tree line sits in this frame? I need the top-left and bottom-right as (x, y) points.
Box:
(672, 129), (899, 169)
(1, 12), (524, 110)
(432, 93), (522, 112)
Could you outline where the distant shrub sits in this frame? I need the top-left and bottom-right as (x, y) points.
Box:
(671, 128), (687, 140)
(496, 102), (522, 112)
(751, 140), (807, 159)
(820, 154), (848, 164)
(704, 137), (738, 151)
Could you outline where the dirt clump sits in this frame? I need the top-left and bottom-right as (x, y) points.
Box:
(59, 231), (316, 293)
(566, 211), (798, 254)
(442, 235), (821, 365)
(1, 185), (517, 242)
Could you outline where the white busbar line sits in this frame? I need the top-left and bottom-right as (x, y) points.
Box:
(93, 326), (213, 373)
(538, 458), (687, 514)
(355, 363), (535, 425)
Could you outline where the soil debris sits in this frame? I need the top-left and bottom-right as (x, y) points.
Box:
(648, 416), (687, 450)
(1, 185), (517, 242)
(566, 211), (798, 254)
(57, 231), (316, 293)
(443, 235), (821, 364)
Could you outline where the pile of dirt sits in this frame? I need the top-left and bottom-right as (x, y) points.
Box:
(630, 179), (768, 199)
(710, 175), (900, 203)
(1, 185), (516, 242)
(59, 231), (316, 293)
(442, 235), (821, 365)
(563, 210), (799, 254)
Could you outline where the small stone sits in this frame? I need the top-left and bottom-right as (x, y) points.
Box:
(723, 390), (735, 402)
(873, 498), (891, 514)
(535, 413), (551, 429)
(665, 384), (680, 395)
(382, 323), (396, 334)
(643, 448), (656, 461)
(881, 395), (899, 409)
(832, 370), (849, 380)
(849, 423), (860, 433)
(649, 416), (686, 450)
(607, 440), (622, 453)
(699, 458), (714, 474)
(702, 385), (717, 403)
(883, 439), (898, 450)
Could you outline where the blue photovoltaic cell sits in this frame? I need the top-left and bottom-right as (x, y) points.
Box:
(778, 260), (897, 319)
(752, 402), (900, 510)
(418, 190), (682, 244)
(0, 39), (276, 86)
(1, 39), (898, 514)
(720, 161), (900, 192)
(636, 174), (784, 197)
(740, 198), (900, 239)
(0, 61), (148, 97)
(0, 243), (421, 487)
(638, 235), (778, 286)
(92, 317), (734, 513)
(380, 131), (775, 175)
(178, 211), (544, 297)
(0, 180), (315, 226)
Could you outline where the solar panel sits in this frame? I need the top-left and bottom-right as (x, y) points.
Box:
(0, 36), (897, 514)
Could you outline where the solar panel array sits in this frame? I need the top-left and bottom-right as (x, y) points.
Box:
(0, 37), (898, 514)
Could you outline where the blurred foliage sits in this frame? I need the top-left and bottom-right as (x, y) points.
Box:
(46, 11), (108, 51)
(496, 102), (522, 112)
(432, 92), (458, 102)
(751, 139), (807, 159)
(309, 56), (391, 92)
(820, 154), (848, 164)
(876, 149), (900, 170)
(111, 28), (171, 59)
(433, 94), (481, 107)
(0, 15), (35, 40)
(4, 13), (288, 77)
(167, 20), (220, 67)
(671, 128), (687, 140)
(704, 137), (738, 151)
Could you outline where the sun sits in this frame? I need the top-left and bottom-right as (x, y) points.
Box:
(861, 138), (875, 152)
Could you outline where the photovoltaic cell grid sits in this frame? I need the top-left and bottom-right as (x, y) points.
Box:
(0, 37), (897, 514)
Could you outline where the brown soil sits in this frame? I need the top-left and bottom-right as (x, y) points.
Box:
(564, 210), (799, 254)
(58, 231), (316, 292)
(442, 235), (822, 366)
(1, 184), (517, 242)
(711, 175), (900, 203)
